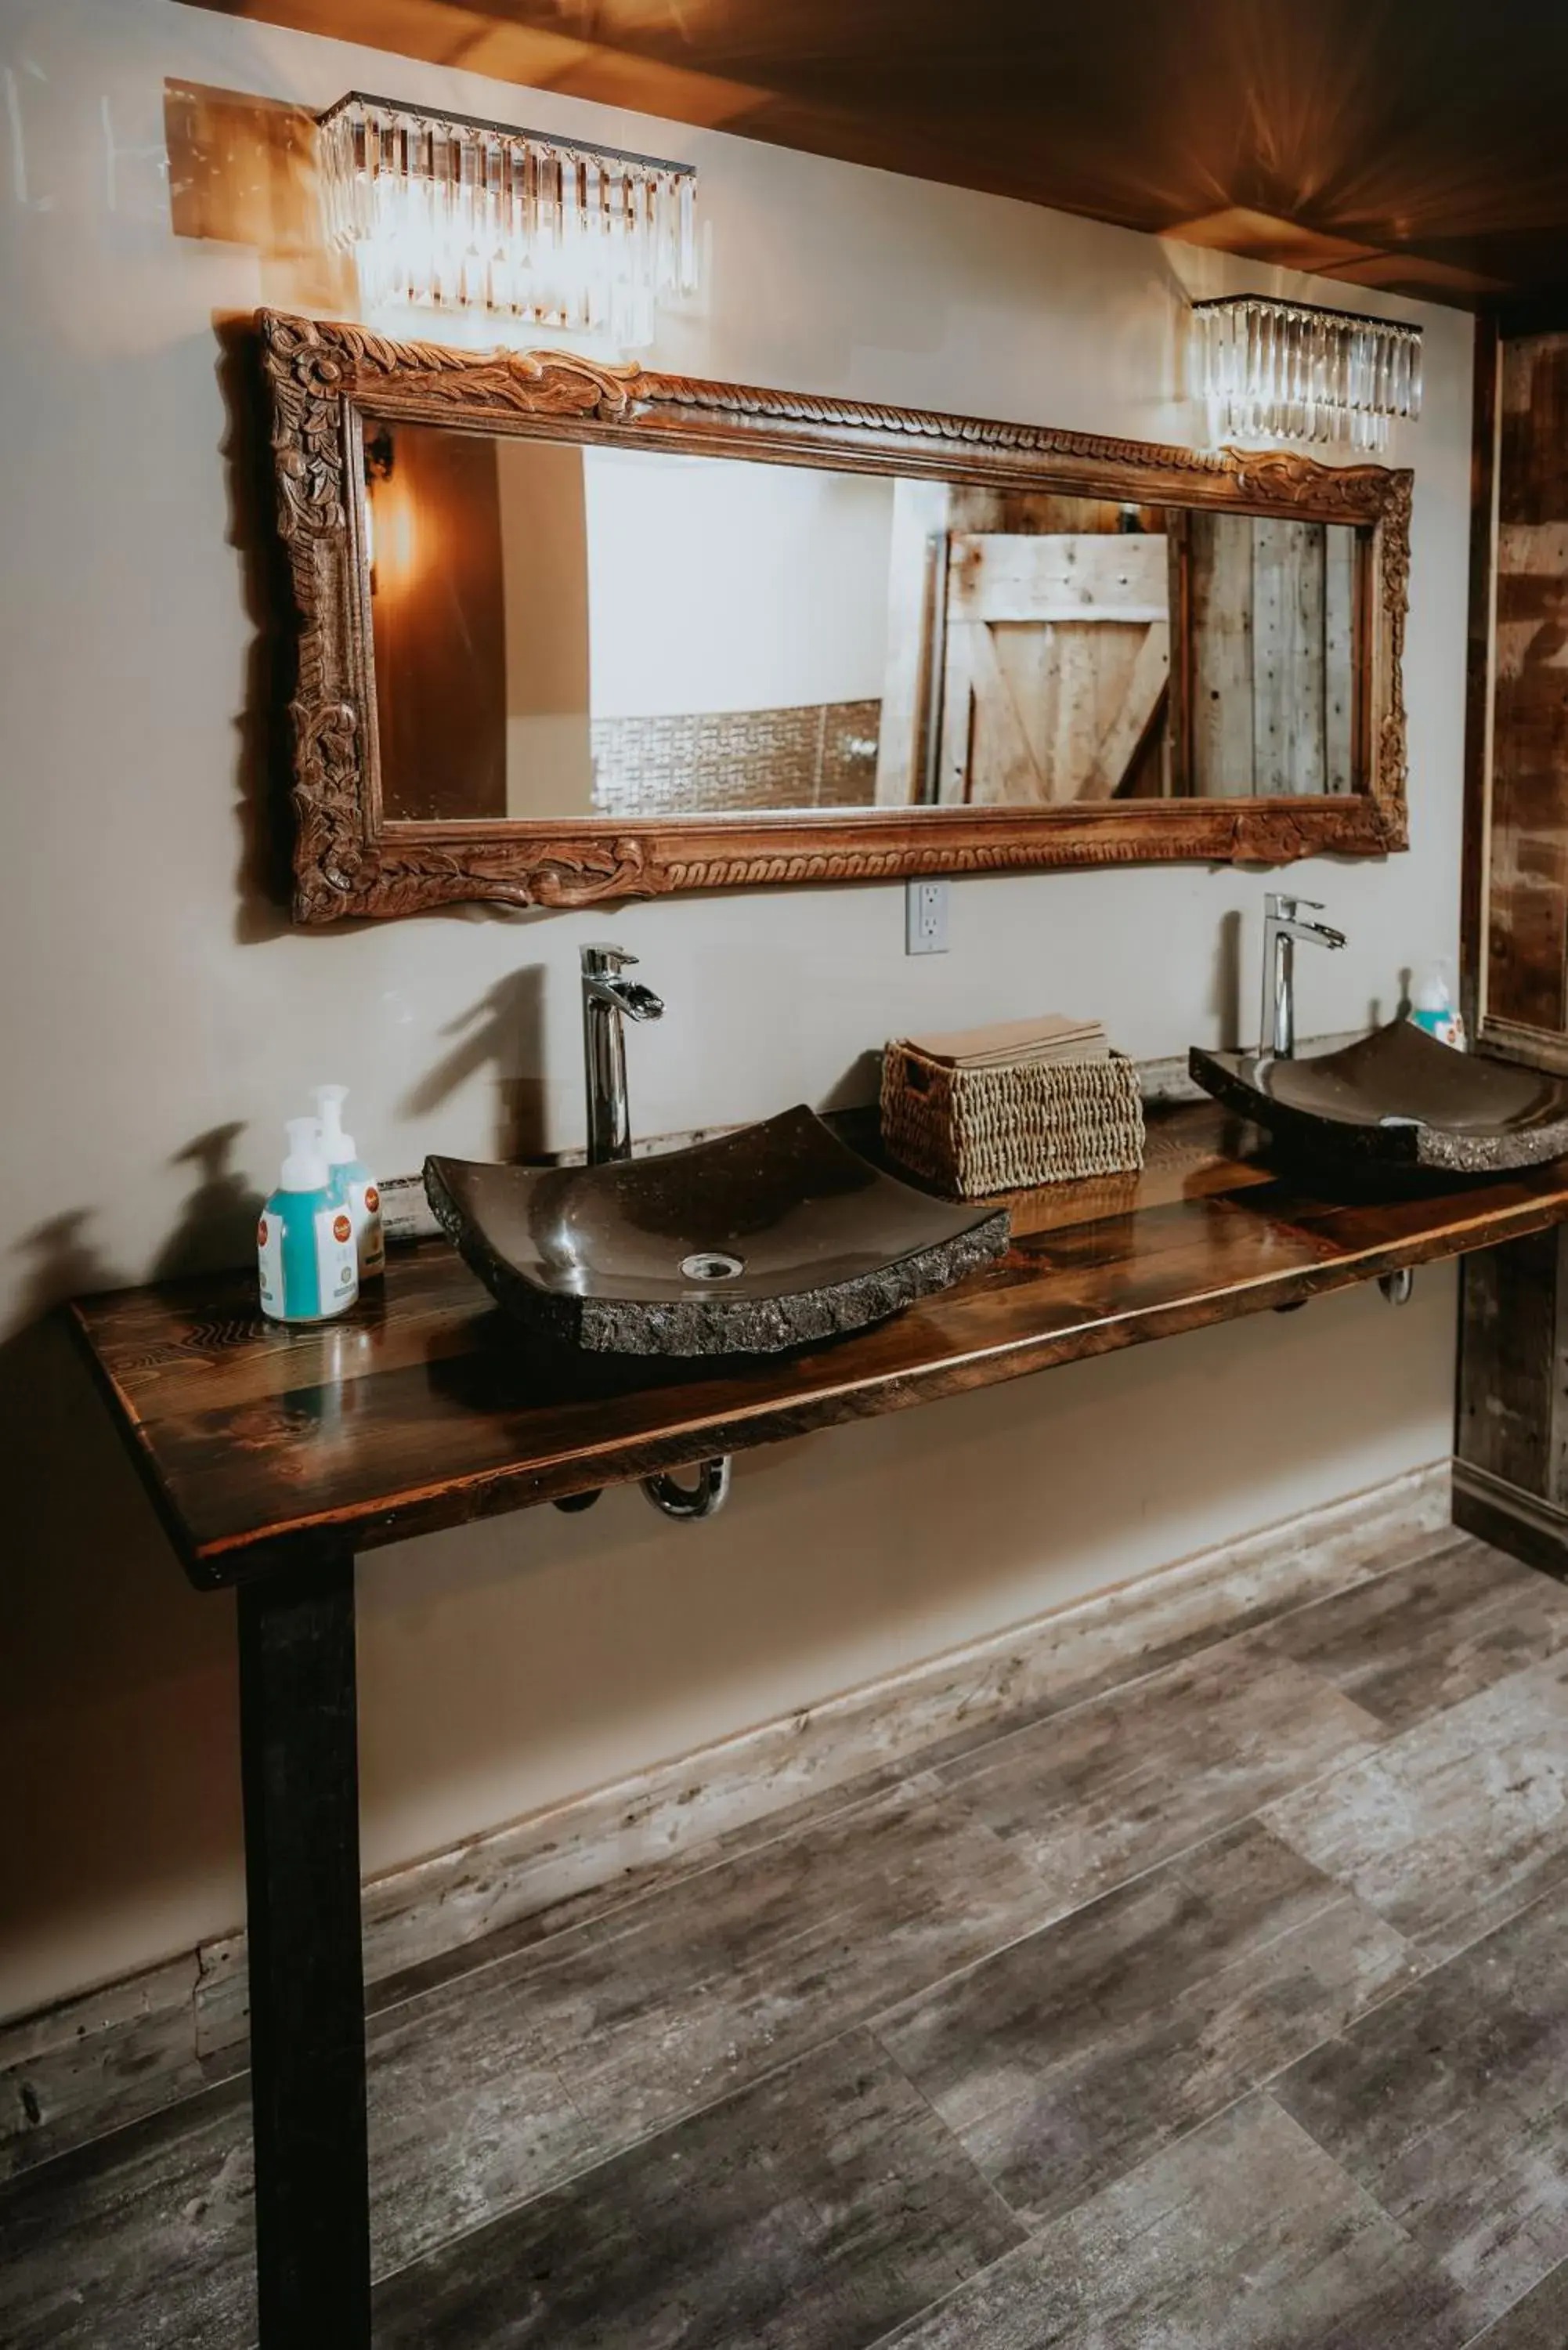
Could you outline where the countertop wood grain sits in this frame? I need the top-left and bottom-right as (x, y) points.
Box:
(69, 1102), (1568, 1587)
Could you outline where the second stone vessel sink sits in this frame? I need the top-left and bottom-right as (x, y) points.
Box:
(1190, 1018), (1568, 1175)
(425, 1104), (1010, 1357)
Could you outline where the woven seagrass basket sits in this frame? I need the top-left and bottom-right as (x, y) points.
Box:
(880, 1039), (1145, 1199)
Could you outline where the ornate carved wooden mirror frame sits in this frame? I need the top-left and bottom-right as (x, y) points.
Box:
(260, 309), (1411, 924)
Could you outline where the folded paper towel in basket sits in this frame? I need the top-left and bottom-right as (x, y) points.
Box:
(902, 1014), (1109, 1071)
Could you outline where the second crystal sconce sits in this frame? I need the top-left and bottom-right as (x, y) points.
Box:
(317, 91), (700, 349)
(1191, 295), (1422, 453)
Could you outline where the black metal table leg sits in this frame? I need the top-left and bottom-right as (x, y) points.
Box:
(237, 1546), (371, 2349)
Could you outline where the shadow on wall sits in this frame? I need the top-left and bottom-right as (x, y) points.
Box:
(154, 1124), (265, 1282)
(11, 1212), (120, 1336)
(401, 974), (885, 1157)
(1211, 906), (1242, 1046)
(215, 308), (298, 949)
(403, 967), (551, 1162)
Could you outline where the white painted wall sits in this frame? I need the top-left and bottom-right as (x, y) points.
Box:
(0, 0), (1471, 2017)
(583, 450), (895, 716)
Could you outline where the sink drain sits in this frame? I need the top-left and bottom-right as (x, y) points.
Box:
(679, 1250), (745, 1282)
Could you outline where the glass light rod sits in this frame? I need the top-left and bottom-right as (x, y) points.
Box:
(1191, 295), (1422, 454)
(317, 91), (700, 351)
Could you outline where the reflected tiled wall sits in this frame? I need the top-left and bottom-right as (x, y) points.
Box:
(591, 699), (881, 816)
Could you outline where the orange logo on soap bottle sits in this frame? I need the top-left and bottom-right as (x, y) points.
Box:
(364, 1185), (380, 1213)
(334, 1213), (352, 1243)
(257, 1217), (269, 1248)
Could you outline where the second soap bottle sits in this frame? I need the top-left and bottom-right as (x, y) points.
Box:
(314, 1084), (385, 1286)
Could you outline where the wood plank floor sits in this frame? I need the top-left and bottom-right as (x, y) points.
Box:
(9, 1526), (1568, 2347)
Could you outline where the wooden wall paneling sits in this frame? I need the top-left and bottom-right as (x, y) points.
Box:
(1458, 1234), (1559, 1499)
(1482, 331), (1568, 1044)
(1165, 512), (1193, 799)
(1324, 527), (1357, 794)
(1461, 313), (1501, 1036)
(1188, 513), (1255, 797)
(1251, 517), (1327, 796)
(1454, 1221), (1568, 1578)
(1456, 309), (1568, 1582)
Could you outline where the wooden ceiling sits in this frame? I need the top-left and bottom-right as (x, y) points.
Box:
(190, 0), (1568, 306)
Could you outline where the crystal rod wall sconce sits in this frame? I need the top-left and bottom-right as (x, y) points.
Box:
(317, 92), (699, 350)
(1190, 296), (1422, 453)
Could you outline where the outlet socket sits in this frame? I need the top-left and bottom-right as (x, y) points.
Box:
(905, 879), (949, 956)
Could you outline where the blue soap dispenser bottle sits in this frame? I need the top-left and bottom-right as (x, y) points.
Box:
(313, 1084), (385, 1283)
(258, 1118), (359, 1325)
(1410, 959), (1468, 1050)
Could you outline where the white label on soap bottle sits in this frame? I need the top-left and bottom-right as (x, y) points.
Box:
(345, 1178), (385, 1279)
(316, 1207), (359, 1312)
(258, 1213), (284, 1318)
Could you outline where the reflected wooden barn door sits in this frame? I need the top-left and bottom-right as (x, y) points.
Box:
(934, 531), (1171, 804)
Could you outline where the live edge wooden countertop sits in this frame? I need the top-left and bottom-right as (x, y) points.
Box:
(70, 1101), (1568, 1589)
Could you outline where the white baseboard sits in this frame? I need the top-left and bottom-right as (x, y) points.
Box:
(2, 1458), (1453, 2176)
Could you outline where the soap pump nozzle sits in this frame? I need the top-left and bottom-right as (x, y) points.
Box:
(279, 1117), (328, 1193)
(313, 1083), (356, 1166)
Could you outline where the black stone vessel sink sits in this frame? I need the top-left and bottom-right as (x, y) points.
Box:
(425, 1105), (1010, 1357)
(1190, 1019), (1568, 1175)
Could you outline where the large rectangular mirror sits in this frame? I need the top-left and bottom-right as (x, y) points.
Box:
(262, 312), (1410, 921)
(368, 429), (1367, 822)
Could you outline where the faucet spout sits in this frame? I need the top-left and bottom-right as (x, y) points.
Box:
(1259, 893), (1346, 1061)
(586, 974), (665, 1023)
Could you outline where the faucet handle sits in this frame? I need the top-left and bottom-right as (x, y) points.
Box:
(1265, 891), (1324, 920)
(581, 942), (638, 977)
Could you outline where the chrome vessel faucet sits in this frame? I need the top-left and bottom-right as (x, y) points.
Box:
(1259, 892), (1346, 1060)
(580, 943), (664, 1166)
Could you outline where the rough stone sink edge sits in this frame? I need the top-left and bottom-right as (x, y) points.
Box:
(422, 1150), (1012, 1358)
(1188, 1036), (1568, 1175)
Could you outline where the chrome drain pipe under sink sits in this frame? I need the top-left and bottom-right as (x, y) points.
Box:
(642, 1457), (732, 1520)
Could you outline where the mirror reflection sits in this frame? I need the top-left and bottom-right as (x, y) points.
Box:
(365, 420), (1364, 822)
